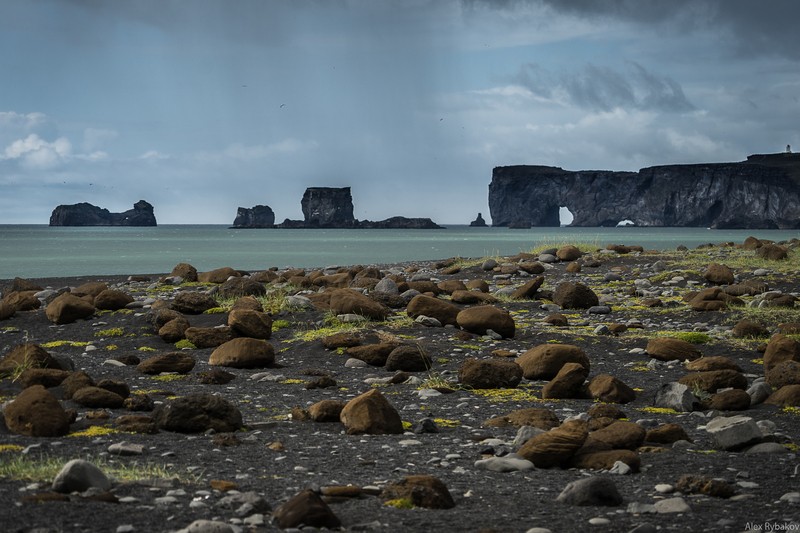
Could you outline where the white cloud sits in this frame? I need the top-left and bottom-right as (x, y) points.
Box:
(83, 128), (118, 151)
(139, 150), (170, 161)
(2, 134), (72, 169)
(0, 111), (47, 129)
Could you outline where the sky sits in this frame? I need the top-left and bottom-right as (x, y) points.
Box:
(1, 0), (799, 224)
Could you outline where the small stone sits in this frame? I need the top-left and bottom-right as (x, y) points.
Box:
(52, 459), (112, 493)
(474, 455), (535, 473)
(654, 484), (674, 494)
(107, 442), (145, 456)
(588, 517), (611, 525)
(653, 497), (691, 513)
(556, 476), (623, 506)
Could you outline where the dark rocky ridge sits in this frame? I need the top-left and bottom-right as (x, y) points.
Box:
(230, 205), (275, 228)
(49, 200), (157, 227)
(275, 187), (443, 229)
(489, 152), (800, 229)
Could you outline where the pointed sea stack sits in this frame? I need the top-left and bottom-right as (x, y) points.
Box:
(470, 213), (488, 227)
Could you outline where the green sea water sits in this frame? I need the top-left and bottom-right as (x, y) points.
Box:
(1, 225), (798, 280)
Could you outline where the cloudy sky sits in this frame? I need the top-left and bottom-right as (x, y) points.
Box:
(1, 0), (798, 224)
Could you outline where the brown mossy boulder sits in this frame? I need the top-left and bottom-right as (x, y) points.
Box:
(766, 360), (800, 388)
(346, 342), (400, 367)
(466, 279), (490, 292)
(511, 276), (544, 300)
(339, 388), (403, 435)
(232, 295), (264, 312)
(3, 291), (40, 311)
(437, 280), (467, 294)
(61, 371), (95, 399)
(569, 449), (641, 472)
(678, 369), (748, 393)
(321, 332), (363, 350)
(172, 292), (218, 314)
(688, 287), (743, 311)
(0, 343), (64, 377)
(764, 384), (800, 407)
(153, 393), (243, 433)
(756, 243), (788, 260)
(707, 389), (752, 411)
(587, 421), (646, 450)
(556, 245), (583, 261)
(456, 305), (515, 338)
(686, 356), (743, 372)
(209, 338), (275, 368)
(763, 334), (800, 373)
(552, 281), (599, 309)
(185, 326), (232, 348)
(94, 289), (134, 311)
(72, 386), (125, 409)
(385, 345), (432, 372)
(329, 288), (389, 320)
(10, 277), (43, 292)
(516, 344), (589, 380)
(149, 308), (183, 330)
(17, 368), (72, 389)
(272, 489), (341, 529)
(645, 423), (692, 444)
(587, 374), (636, 404)
(675, 474), (736, 498)
(458, 358), (523, 389)
(483, 407), (560, 430)
(406, 280), (441, 295)
(198, 267), (241, 284)
(45, 293), (95, 324)
(73, 281), (108, 299)
(217, 277), (266, 299)
(517, 419), (588, 468)
(158, 317), (191, 343)
(308, 400), (347, 422)
(381, 475), (455, 509)
(3, 385), (71, 437)
(406, 294), (460, 326)
(450, 290), (498, 304)
(312, 272), (352, 289)
(137, 352), (197, 375)
(543, 313), (569, 326)
(227, 308), (272, 339)
(169, 262), (198, 282)
(704, 263), (735, 285)
(646, 337), (701, 362)
(541, 362), (589, 399)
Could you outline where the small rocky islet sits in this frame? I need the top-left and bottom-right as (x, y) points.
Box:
(0, 237), (799, 532)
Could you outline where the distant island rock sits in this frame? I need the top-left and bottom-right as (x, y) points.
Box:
(469, 213), (488, 227)
(49, 200), (157, 227)
(231, 205), (275, 228)
(489, 152), (800, 229)
(274, 187), (442, 229)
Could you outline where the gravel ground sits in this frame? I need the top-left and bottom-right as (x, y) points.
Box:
(1, 243), (799, 533)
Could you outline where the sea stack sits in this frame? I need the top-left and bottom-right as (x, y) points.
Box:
(470, 213), (488, 227)
(231, 205), (276, 228)
(49, 200), (157, 226)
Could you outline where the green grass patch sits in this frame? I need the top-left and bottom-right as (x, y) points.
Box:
(272, 319), (291, 331)
(39, 340), (91, 349)
(151, 374), (186, 382)
(95, 328), (124, 337)
(174, 339), (197, 350)
(68, 426), (123, 438)
(384, 498), (415, 509)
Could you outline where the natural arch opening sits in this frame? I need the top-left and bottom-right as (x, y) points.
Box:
(559, 206), (574, 227)
(616, 219), (635, 227)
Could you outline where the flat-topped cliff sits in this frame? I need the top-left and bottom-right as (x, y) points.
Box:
(49, 200), (157, 227)
(489, 153), (800, 229)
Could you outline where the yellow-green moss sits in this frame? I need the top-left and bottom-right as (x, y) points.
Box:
(202, 307), (228, 314)
(279, 379), (305, 385)
(152, 374), (186, 382)
(401, 421), (413, 431)
(470, 388), (541, 403)
(639, 406), (679, 415)
(105, 345), (119, 351)
(783, 406), (800, 415)
(138, 346), (157, 352)
(272, 319), (291, 331)
(40, 340), (90, 349)
(174, 339), (197, 350)
(0, 444), (24, 453)
(95, 328), (124, 337)
(68, 426), (122, 438)
(384, 498), (415, 509)
(432, 418), (461, 428)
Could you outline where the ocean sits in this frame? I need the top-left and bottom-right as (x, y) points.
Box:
(1, 224), (798, 280)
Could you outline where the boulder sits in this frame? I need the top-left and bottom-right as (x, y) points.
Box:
(704, 263), (735, 285)
(72, 386), (125, 408)
(0, 344), (63, 377)
(587, 374), (636, 404)
(645, 423), (691, 444)
(510, 276), (544, 300)
(52, 459), (112, 493)
(339, 389), (403, 435)
(406, 295), (460, 326)
(227, 309), (272, 339)
(16, 368), (71, 389)
(483, 407), (560, 430)
(458, 358), (523, 389)
(678, 369), (748, 393)
(45, 293), (95, 324)
(169, 263), (198, 282)
(653, 382), (700, 412)
(381, 475), (455, 509)
(646, 337), (702, 362)
(541, 362), (588, 399)
(756, 243), (788, 260)
(209, 338), (275, 368)
(198, 267), (241, 284)
(93, 289), (134, 311)
(0, 301), (16, 320)
(552, 282), (598, 309)
(708, 389), (752, 411)
(3, 385), (71, 437)
(587, 420), (646, 450)
(385, 345), (432, 372)
(456, 305), (515, 338)
(185, 326), (232, 348)
(705, 415), (762, 450)
(329, 289), (389, 320)
(685, 356), (742, 372)
(217, 278), (266, 299)
(272, 489), (341, 529)
(556, 477), (623, 506)
(153, 393), (243, 433)
(516, 419), (588, 468)
(569, 449), (641, 472)
(556, 245), (583, 262)
(346, 343), (400, 367)
(173, 292), (219, 314)
(766, 360), (800, 388)
(137, 352), (197, 375)
(516, 344), (589, 380)
(3, 291), (40, 311)
(763, 334), (800, 373)
(308, 400), (347, 422)
(158, 317), (191, 343)
(764, 384), (800, 407)
(450, 290), (498, 304)
(73, 281), (108, 298)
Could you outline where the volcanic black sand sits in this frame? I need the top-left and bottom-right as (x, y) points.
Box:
(1, 239), (799, 533)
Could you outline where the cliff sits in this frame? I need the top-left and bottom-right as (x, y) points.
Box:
(277, 187), (442, 229)
(488, 153), (800, 229)
(231, 205), (275, 228)
(49, 200), (157, 226)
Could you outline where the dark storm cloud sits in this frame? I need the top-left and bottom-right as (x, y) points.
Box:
(515, 62), (694, 113)
(473, 0), (800, 60)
